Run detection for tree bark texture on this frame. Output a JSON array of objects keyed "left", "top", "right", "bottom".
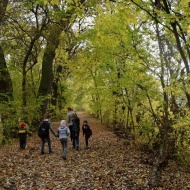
[
  {"left": 0, "top": 46, "right": 13, "bottom": 102},
  {"left": 0, "top": 0, "right": 13, "bottom": 102},
  {"left": 38, "top": 26, "right": 62, "bottom": 115}
]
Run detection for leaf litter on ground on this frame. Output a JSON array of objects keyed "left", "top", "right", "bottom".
[{"left": 1, "top": 111, "right": 190, "bottom": 189}]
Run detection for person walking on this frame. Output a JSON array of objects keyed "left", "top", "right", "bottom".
[
  {"left": 66, "top": 107, "right": 76, "bottom": 144},
  {"left": 82, "top": 120, "right": 92, "bottom": 149},
  {"left": 18, "top": 121, "right": 31, "bottom": 150},
  {"left": 38, "top": 114, "right": 56, "bottom": 154},
  {"left": 57, "top": 120, "right": 70, "bottom": 160},
  {"left": 71, "top": 113, "right": 80, "bottom": 150}
]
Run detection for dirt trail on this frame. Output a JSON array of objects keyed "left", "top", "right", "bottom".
[{"left": 1, "top": 111, "right": 190, "bottom": 190}]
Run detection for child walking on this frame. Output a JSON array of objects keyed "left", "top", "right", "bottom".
[
  {"left": 57, "top": 120, "right": 70, "bottom": 160},
  {"left": 18, "top": 121, "right": 30, "bottom": 149},
  {"left": 82, "top": 120, "right": 92, "bottom": 149}
]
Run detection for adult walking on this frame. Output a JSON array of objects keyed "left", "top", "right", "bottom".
[
  {"left": 66, "top": 107, "right": 75, "bottom": 144},
  {"left": 71, "top": 113, "right": 80, "bottom": 150},
  {"left": 38, "top": 114, "right": 56, "bottom": 154}
]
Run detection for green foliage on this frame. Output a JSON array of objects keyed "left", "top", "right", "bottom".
[
  {"left": 0, "top": 101, "right": 20, "bottom": 144},
  {"left": 0, "top": 120, "right": 3, "bottom": 144},
  {"left": 63, "top": 1, "right": 190, "bottom": 168},
  {"left": 1, "top": 0, "right": 190, "bottom": 168}
]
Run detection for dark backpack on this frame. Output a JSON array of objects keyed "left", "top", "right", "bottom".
[{"left": 38, "top": 121, "right": 49, "bottom": 138}]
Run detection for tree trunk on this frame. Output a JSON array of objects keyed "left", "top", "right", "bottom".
[
  {"left": 0, "top": 46, "right": 13, "bottom": 102},
  {"left": 0, "top": 0, "right": 8, "bottom": 22},
  {"left": 21, "top": 36, "right": 40, "bottom": 107},
  {"left": 38, "top": 26, "right": 62, "bottom": 115},
  {"left": 38, "top": 0, "right": 86, "bottom": 116},
  {"left": 51, "top": 65, "right": 63, "bottom": 107},
  {"left": 150, "top": 20, "right": 175, "bottom": 188},
  {"left": 0, "top": 0, "right": 13, "bottom": 102}
]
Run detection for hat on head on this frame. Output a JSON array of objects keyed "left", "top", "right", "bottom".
[
  {"left": 20, "top": 122, "right": 26, "bottom": 127},
  {"left": 83, "top": 120, "right": 88, "bottom": 123}
]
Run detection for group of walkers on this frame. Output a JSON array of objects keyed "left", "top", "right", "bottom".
[{"left": 18, "top": 107, "right": 92, "bottom": 160}]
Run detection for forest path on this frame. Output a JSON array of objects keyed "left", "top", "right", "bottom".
[{"left": 0, "top": 111, "right": 190, "bottom": 190}]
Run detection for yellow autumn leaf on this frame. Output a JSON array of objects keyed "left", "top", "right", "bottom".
[
  {"left": 187, "top": 25, "right": 190, "bottom": 33},
  {"left": 47, "top": 182, "right": 54, "bottom": 189},
  {"left": 180, "top": 0, "right": 189, "bottom": 6},
  {"left": 90, "top": 152, "right": 95, "bottom": 157},
  {"left": 43, "top": 0, "right": 49, "bottom": 5},
  {"left": 50, "top": 0, "right": 59, "bottom": 4},
  {"left": 97, "top": 32, "right": 101, "bottom": 37}
]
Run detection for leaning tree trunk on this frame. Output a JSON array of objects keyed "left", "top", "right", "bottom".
[
  {"left": 150, "top": 20, "right": 176, "bottom": 188},
  {"left": 38, "top": 0, "right": 87, "bottom": 117},
  {"left": 37, "top": 25, "right": 63, "bottom": 116}
]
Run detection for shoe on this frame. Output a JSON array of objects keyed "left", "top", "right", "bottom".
[
  {"left": 76, "top": 146, "right": 79, "bottom": 151},
  {"left": 62, "top": 156, "right": 66, "bottom": 160},
  {"left": 49, "top": 151, "right": 53, "bottom": 154},
  {"left": 41, "top": 152, "right": 44, "bottom": 154}
]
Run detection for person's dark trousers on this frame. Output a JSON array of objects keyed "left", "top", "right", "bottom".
[
  {"left": 41, "top": 136, "right": 52, "bottom": 153},
  {"left": 72, "top": 132, "right": 76, "bottom": 148},
  {"left": 19, "top": 139, "right": 26, "bottom": 149},
  {"left": 69, "top": 125, "right": 73, "bottom": 142},
  {"left": 72, "top": 132, "right": 79, "bottom": 149},
  {"left": 85, "top": 135, "right": 89, "bottom": 147}
]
